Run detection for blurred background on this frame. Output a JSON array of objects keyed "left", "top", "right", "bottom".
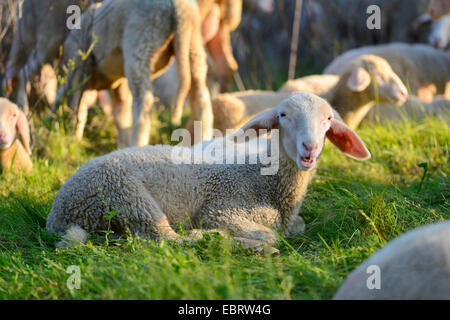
[{"left": 0, "top": 0, "right": 446, "bottom": 94}]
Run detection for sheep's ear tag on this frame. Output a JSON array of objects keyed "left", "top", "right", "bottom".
[
  {"left": 347, "top": 67, "right": 371, "bottom": 92},
  {"left": 326, "top": 119, "right": 371, "bottom": 160}
]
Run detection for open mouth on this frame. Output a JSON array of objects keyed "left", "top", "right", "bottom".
[{"left": 299, "top": 156, "right": 316, "bottom": 169}]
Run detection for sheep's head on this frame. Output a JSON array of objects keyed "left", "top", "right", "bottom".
[
  {"left": 0, "top": 98, "right": 31, "bottom": 155},
  {"left": 235, "top": 92, "right": 371, "bottom": 171},
  {"left": 342, "top": 55, "right": 408, "bottom": 107}
]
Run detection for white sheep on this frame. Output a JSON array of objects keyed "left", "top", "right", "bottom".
[
  {"left": 46, "top": 92, "right": 371, "bottom": 253},
  {"left": 324, "top": 43, "right": 450, "bottom": 103},
  {"left": 0, "top": 98, "right": 32, "bottom": 172},
  {"left": 334, "top": 221, "right": 450, "bottom": 299}
]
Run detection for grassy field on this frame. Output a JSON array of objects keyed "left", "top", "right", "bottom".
[{"left": 0, "top": 106, "right": 448, "bottom": 299}]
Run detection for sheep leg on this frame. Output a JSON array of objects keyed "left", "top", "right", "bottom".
[
  {"left": 188, "top": 28, "right": 214, "bottom": 142},
  {"left": 112, "top": 82, "right": 133, "bottom": 149},
  {"left": 132, "top": 193, "right": 181, "bottom": 241},
  {"left": 172, "top": 20, "right": 192, "bottom": 126},
  {"left": 75, "top": 90, "right": 98, "bottom": 141},
  {"left": 124, "top": 33, "right": 165, "bottom": 147}
]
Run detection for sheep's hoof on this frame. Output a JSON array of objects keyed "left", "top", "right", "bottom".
[{"left": 231, "top": 237, "right": 280, "bottom": 256}]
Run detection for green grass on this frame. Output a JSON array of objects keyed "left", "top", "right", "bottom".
[{"left": 0, "top": 107, "right": 448, "bottom": 299}]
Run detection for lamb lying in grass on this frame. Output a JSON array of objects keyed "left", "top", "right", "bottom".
[
  {"left": 46, "top": 92, "right": 371, "bottom": 253},
  {"left": 334, "top": 221, "right": 450, "bottom": 299}
]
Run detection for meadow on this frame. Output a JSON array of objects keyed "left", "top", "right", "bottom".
[{"left": 0, "top": 104, "right": 448, "bottom": 299}]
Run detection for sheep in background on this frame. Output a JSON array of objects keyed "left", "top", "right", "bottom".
[
  {"left": 334, "top": 221, "right": 450, "bottom": 299},
  {"left": 324, "top": 43, "right": 450, "bottom": 103},
  {"left": 56, "top": 0, "right": 242, "bottom": 148},
  {"left": 429, "top": 0, "right": 450, "bottom": 19},
  {"left": 197, "top": 55, "right": 408, "bottom": 135},
  {"left": 279, "top": 75, "right": 340, "bottom": 99},
  {"left": 202, "top": 55, "right": 408, "bottom": 133},
  {"left": 366, "top": 96, "right": 450, "bottom": 124},
  {"left": 186, "top": 90, "right": 293, "bottom": 136},
  {"left": 46, "top": 92, "right": 371, "bottom": 253},
  {"left": 2, "top": 0, "right": 94, "bottom": 114},
  {"left": 0, "top": 97, "right": 32, "bottom": 172},
  {"left": 429, "top": 14, "right": 450, "bottom": 48}
]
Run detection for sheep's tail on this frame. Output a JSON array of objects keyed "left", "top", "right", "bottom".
[{"left": 56, "top": 225, "right": 90, "bottom": 248}]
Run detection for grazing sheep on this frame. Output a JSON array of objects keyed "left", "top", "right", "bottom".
[
  {"left": 0, "top": 98, "right": 32, "bottom": 172},
  {"left": 57, "top": 0, "right": 241, "bottom": 147},
  {"left": 366, "top": 96, "right": 450, "bottom": 123},
  {"left": 429, "top": 0, "right": 450, "bottom": 19},
  {"left": 334, "top": 221, "right": 450, "bottom": 299},
  {"left": 324, "top": 43, "right": 450, "bottom": 103},
  {"left": 2, "top": 0, "right": 93, "bottom": 113},
  {"left": 46, "top": 92, "right": 371, "bottom": 252}
]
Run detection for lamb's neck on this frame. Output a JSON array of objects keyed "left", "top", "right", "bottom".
[{"left": 275, "top": 146, "right": 315, "bottom": 222}]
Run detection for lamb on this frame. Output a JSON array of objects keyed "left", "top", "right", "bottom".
[
  {"left": 366, "top": 96, "right": 450, "bottom": 124},
  {"left": 2, "top": 0, "right": 94, "bottom": 114},
  {"left": 334, "top": 221, "right": 450, "bottom": 299},
  {"left": 0, "top": 97, "right": 32, "bottom": 172},
  {"left": 46, "top": 92, "right": 371, "bottom": 253},
  {"left": 429, "top": 0, "right": 450, "bottom": 19},
  {"left": 210, "top": 55, "right": 408, "bottom": 132},
  {"left": 56, "top": 0, "right": 241, "bottom": 147},
  {"left": 324, "top": 43, "right": 450, "bottom": 103}
]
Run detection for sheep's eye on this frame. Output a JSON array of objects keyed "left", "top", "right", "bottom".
[
  {"left": 280, "top": 113, "right": 286, "bottom": 118},
  {"left": 328, "top": 116, "right": 332, "bottom": 121}
]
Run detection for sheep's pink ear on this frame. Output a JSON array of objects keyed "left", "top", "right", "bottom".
[
  {"left": 346, "top": 67, "right": 371, "bottom": 92},
  {"left": 326, "top": 119, "right": 371, "bottom": 160},
  {"left": 233, "top": 108, "right": 278, "bottom": 137},
  {"left": 16, "top": 110, "right": 31, "bottom": 155}
]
